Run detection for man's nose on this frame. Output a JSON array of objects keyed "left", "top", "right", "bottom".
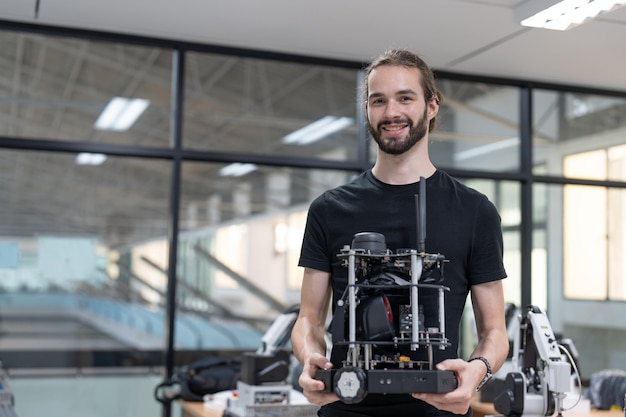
[{"left": 383, "top": 100, "right": 402, "bottom": 117}]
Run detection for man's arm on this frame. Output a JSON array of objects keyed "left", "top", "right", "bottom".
[
  {"left": 412, "top": 279, "right": 509, "bottom": 414},
  {"left": 468, "top": 279, "right": 509, "bottom": 379},
  {"left": 291, "top": 267, "right": 339, "bottom": 406}
]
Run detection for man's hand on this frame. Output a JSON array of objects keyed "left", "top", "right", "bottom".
[
  {"left": 411, "top": 358, "right": 481, "bottom": 415},
  {"left": 298, "top": 353, "right": 339, "bottom": 406}
]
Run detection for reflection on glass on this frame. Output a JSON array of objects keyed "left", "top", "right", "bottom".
[
  {"left": 564, "top": 185, "right": 608, "bottom": 299},
  {"left": 608, "top": 187, "right": 626, "bottom": 299},
  {"left": 176, "top": 162, "right": 353, "bottom": 348},
  {"left": 544, "top": 182, "right": 626, "bottom": 302},
  {"left": 183, "top": 52, "right": 359, "bottom": 160},
  {"left": 0, "top": 150, "right": 171, "bottom": 368},
  {"left": 462, "top": 179, "right": 522, "bottom": 308},
  {"left": 533, "top": 90, "right": 626, "bottom": 180},
  {"left": 0, "top": 30, "right": 172, "bottom": 145},
  {"left": 532, "top": 183, "right": 549, "bottom": 309},
  {"left": 429, "top": 81, "right": 520, "bottom": 172}
]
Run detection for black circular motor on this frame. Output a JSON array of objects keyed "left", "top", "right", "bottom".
[{"left": 351, "top": 232, "right": 386, "bottom": 253}]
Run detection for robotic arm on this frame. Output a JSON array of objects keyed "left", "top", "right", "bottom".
[{"left": 494, "top": 306, "right": 572, "bottom": 417}]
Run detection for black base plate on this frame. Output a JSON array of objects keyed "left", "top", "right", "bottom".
[{"left": 316, "top": 367, "right": 457, "bottom": 395}]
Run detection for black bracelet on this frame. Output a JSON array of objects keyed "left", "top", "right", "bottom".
[
  {"left": 469, "top": 356, "right": 493, "bottom": 391},
  {"left": 468, "top": 356, "right": 492, "bottom": 375}
]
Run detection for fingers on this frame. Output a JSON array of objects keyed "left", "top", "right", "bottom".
[
  {"left": 299, "top": 354, "right": 337, "bottom": 406},
  {"left": 299, "top": 371, "right": 338, "bottom": 406},
  {"left": 308, "top": 353, "right": 333, "bottom": 371},
  {"left": 299, "top": 367, "right": 326, "bottom": 391}
]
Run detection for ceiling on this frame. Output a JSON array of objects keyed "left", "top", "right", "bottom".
[{"left": 3, "top": 0, "right": 626, "bottom": 92}]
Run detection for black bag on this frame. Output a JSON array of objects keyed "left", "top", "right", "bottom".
[
  {"left": 586, "top": 369, "right": 626, "bottom": 409},
  {"left": 154, "top": 356, "right": 241, "bottom": 403}
]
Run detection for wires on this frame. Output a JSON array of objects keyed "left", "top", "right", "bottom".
[{"left": 558, "top": 343, "right": 583, "bottom": 412}]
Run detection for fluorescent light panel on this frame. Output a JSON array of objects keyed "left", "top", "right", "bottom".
[
  {"left": 75, "top": 153, "right": 107, "bottom": 165},
  {"left": 454, "top": 138, "right": 519, "bottom": 162},
  {"left": 95, "top": 97, "right": 150, "bottom": 131},
  {"left": 517, "top": 0, "right": 626, "bottom": 30},
  {"left": 283, "top": 116, "right": 354, "bottom": 145},
  {"left": 219, "top": 163, "right": 257, "bottom": 177}
]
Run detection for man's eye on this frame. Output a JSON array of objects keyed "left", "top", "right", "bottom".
[
  {"left": 371, "top": 99, "right": 385, "bottom": 105},
  {"left": 399, "top": 96, "right": 413, "bottom": 102}
]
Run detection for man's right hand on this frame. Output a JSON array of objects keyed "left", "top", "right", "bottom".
[{"left": 298, "top": 353, "right": 339, "bottom": 406}]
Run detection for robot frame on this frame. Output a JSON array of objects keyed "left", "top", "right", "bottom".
[{"left": 315, "top": 177, "right": 457, "bottom": 404}]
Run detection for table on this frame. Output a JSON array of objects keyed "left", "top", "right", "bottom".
[
  {"left": 180, "top": 401, "right": 223, "bottom": 417},
  {"left": 470, "top": 395, "right": 499, "bottom": 417}
]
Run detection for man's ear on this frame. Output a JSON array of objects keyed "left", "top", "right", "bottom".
[{"left": 427, "top": 97, "right": 439, "bottom": 119}]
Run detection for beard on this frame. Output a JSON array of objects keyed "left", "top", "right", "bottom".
[{"left": 368, "top": 107, "right": 429, "bottom": 155}]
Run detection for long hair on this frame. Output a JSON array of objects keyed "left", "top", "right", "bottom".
[{"left": 362, "top": 49, "right": 443, "bottom": 132}]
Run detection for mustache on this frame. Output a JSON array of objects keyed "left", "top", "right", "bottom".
[{"left": 378, "top": 118, "right": 412, "bottom": 129}]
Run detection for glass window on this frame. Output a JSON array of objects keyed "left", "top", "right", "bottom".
[
  {"left": 457, "top": 179, "right": 521, "bottom": 357},
  {"left": 563, "top": 184, "right": 626, "bottom": 301},
  {"left": 533, "top": 90, "right": 626, "bottom": 180},
  {"left": 0, "top": 30, "right": 172, "bottom": 146},
  {"left": 183, "top": 52, "right": 360, "bottom": 160},
  {"left": 539, "top": 183, "right": 626, "bottom": 302},
  {"left": 541, "top": 183, "right": 626, "bottom": 376},
  {"left": 0, "top": 149, "right": 171, "bottom": 367},
  {"left": 532, "top": 182, "right": 550, "bottom": 309},
  {"left": 174, "top": 162, "right": 353, "bottom": 349},
  {"left": 462, "top": 179, "right": 522, "bottom": 308},
  {"left": 429, "top": 81, "right": 520, "bottom": 172}
]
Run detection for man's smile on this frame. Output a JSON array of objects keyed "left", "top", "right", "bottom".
[{"left": 380, "top": 121, "right": 410, "bottom": 135}]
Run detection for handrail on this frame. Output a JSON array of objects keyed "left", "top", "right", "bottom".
[{"left": 192, "top": 244, "right": 288, "bottom": 313}]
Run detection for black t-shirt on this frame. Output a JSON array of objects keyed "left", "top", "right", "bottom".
[{"left": 298, "top": 170, "right": 507, "bottom": 415}]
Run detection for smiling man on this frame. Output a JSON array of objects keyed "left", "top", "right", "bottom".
[{"left": 291, "top": 48, "right": 509, "bottom": 417}]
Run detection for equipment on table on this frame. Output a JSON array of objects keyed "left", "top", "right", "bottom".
[
  {"left": 217, "top": 303, "right": 318, "bottom": 416},
  {"left": 154, "top": 305, "right": 300, "bottom": 404},
  {"left": 221, "top": 350, "right": 318, "bottom": 417}
]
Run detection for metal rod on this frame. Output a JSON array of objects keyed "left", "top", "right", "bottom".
[
  {"left": 416, "top": 177, "right": 426, "bottom": 253},
  {"left": 348, "top": 250, "right": 357, "bottom": 364},
  {"left": 438, "top": 287, "right": 446, "bottom": 350},
  {"left": 411, "top": 252, "right": 422, "bottom": 351}
]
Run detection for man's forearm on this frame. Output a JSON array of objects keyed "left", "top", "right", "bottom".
[{"left": 292, "top": 316, "right": 327, "bottom": 364}]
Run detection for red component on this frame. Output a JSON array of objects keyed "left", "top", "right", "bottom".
[{"left": 382, "top": 295, "right": 393, "bottom": 322}]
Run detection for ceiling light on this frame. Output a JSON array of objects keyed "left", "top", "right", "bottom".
[
  {"left": 282, "top": 116, "right": 354, "bottom": 145},
  {"left": 515, "top": 0, "right": 626, "bottom": 30},
  {"left": 94, "top": 97, "right": 150, "bottom": 131},
  {"left": 219, "top": 163, "right": 257, "bottom": 177},
  {"left": 454, "top": 138, "right": 519, "bottom": 162},
  {"left": 75, "top": 153, "right": 107, "bottom": 165}
]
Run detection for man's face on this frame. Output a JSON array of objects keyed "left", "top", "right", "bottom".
[{"left": 366, "top": 65, "right": 432, "bottom": 155}]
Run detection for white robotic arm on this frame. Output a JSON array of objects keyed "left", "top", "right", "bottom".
[{"left": 494, "top": 306, "right": 572, "bottom": 417}]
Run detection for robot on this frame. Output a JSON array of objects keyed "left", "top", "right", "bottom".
[
  {"left": 315, "top": 178, "right": 457, "bottom": 404},
  {"left": 494, "top": 305, "right": 576, "bottom": 417}
]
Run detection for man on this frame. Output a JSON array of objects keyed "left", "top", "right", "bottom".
[{"left": 291, "top": 48, "right": 509, "bottom": 417}]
